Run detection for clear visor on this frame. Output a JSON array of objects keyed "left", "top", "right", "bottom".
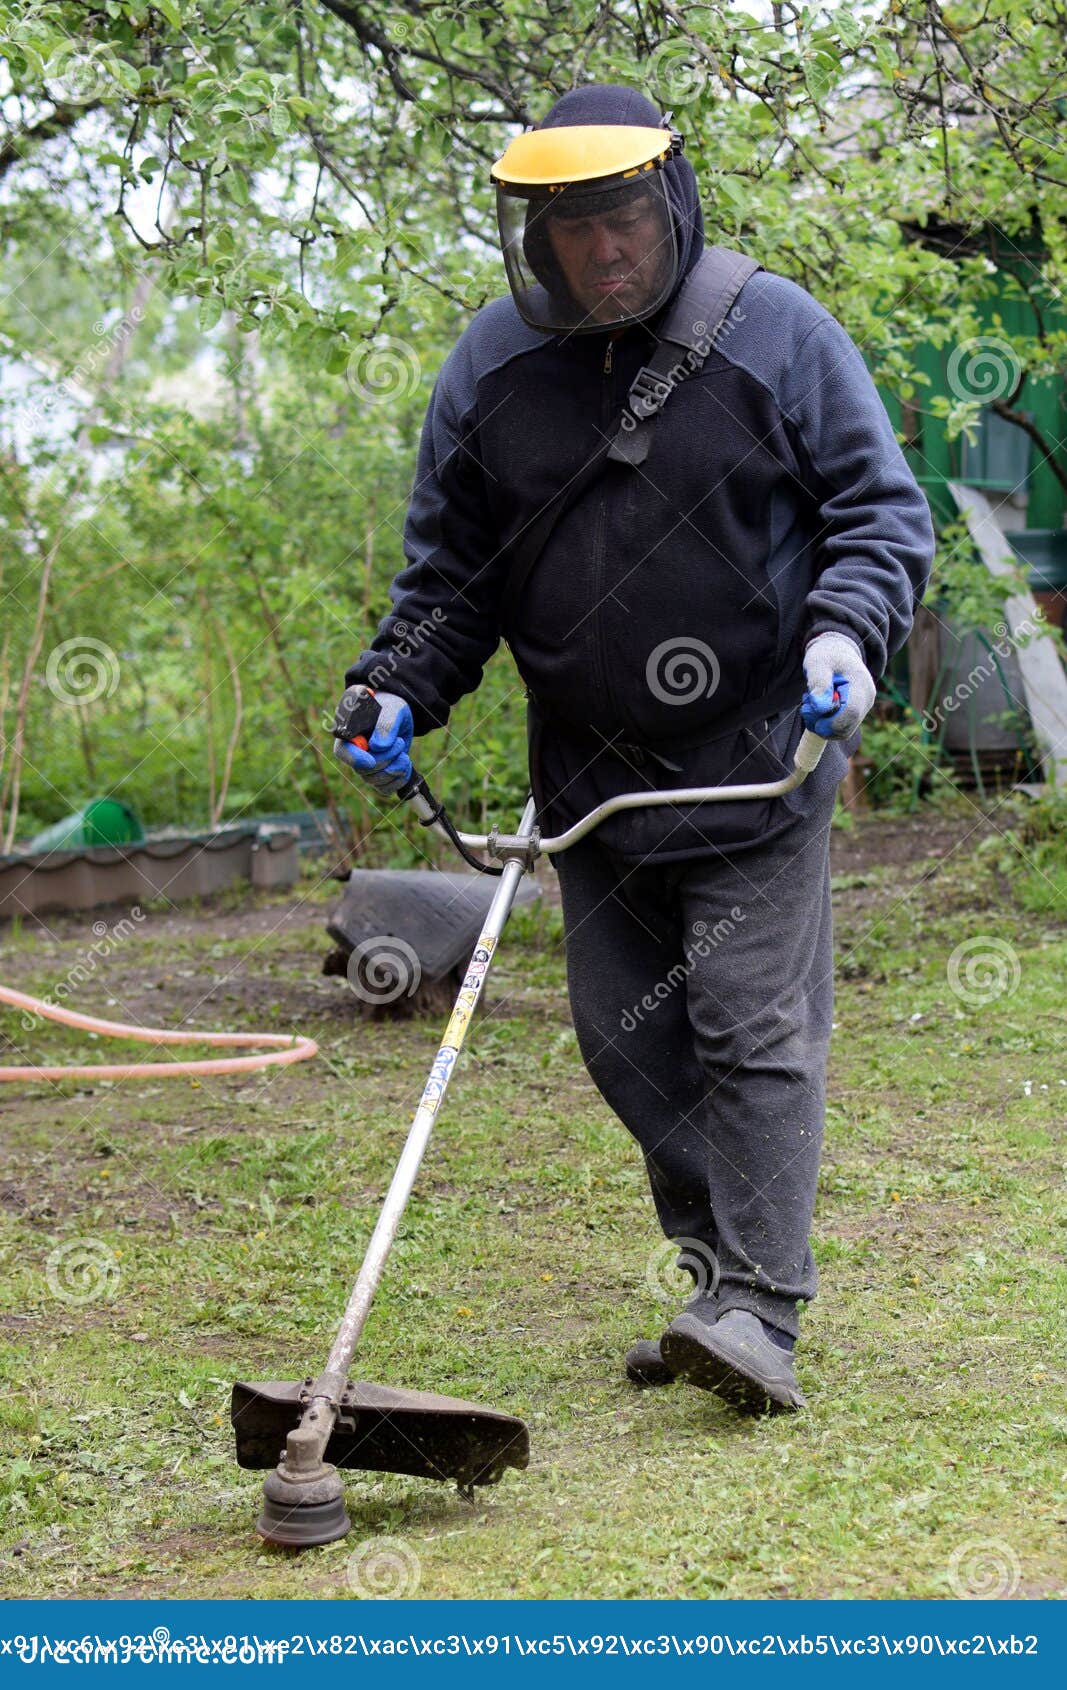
[{"left": 495, "top": 173, "right": 679, "bottom": 337}]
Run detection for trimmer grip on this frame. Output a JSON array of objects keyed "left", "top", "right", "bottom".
[
  {"left": 333, "top": 684, "right": 381, "bottom": 752},
  {"left": 332, "top": 687, "right": 426, "bottom": 807},
  {"left": 794, "top": 728, "right": 828, "bottom": 774}
]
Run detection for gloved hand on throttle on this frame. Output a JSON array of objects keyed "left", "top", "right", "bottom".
[
  {"left": 801, "top": 632, "right": 876, "bottom": 741},
  {"left": 335, "top": 688, "right": 414, "bottom": 794}
]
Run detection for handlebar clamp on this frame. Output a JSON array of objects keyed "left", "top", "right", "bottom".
[{"left": 486, "top": 826, "right": 541, "bottom": 871}]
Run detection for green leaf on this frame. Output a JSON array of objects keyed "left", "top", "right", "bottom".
[
  {"left": 112, "top": 58, "right": 143, "bottom": 95},
  {"left": 835, "top": 11, "right": 864, "bottom": 49}
]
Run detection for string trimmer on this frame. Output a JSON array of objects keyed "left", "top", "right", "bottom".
[{"left": 231, "top": 684, "right": 828, "bottom": 1546}]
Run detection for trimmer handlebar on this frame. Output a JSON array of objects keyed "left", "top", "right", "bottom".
[{"left": 333, "top": 686, "right": 829, "bottom": 868}]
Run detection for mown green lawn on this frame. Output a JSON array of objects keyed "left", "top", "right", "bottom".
[{"left": 1, "top": 808, "right": 1064, "bottom": 1600}]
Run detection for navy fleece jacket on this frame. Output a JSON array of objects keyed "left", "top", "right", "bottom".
[{"left": 346, "top": 85, "right": 935, "bottom": 861}]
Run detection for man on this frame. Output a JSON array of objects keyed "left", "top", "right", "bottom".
[{"left": 337, "top": 84, "right": 935, "bottom": 1413}]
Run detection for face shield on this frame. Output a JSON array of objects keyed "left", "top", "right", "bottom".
[{"left": 490, "top": 123, "right": 683, "bottom": 337}]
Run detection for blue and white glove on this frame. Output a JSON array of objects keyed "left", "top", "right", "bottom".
[
  {"left": 335, "top": 690, "right": 414, "bottom": 793},
  {"left": 801, "top": 632, "right": 876, "bottom": 741}
]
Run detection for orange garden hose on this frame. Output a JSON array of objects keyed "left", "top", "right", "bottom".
[{"left": 0, "top": 983, "right": 318, "bottom": 1082}]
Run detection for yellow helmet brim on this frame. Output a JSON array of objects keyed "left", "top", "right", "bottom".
[{"left": 490, "top": 124, "right": 673, "bottom": 190}]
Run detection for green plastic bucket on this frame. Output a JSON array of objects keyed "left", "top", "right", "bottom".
[{"left": 29, "top": 798, "right": 145, "bottom": 854}]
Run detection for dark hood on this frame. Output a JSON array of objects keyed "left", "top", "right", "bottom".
[{"left": 530, "top": 83, "right": 705, "bottom": 311}]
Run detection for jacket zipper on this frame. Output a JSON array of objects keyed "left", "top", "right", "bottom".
[{"left": 590, "top": 337, "right": 625, "bottom": 737}]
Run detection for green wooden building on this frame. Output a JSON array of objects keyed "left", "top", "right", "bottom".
[{"left": 870, "top": 216, "right": 1067, "bottom": 789}]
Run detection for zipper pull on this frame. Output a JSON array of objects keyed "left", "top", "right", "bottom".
[{"left": 603, "top": 340, "right": 614, "bottom": 376}]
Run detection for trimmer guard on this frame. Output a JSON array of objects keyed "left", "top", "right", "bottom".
[{"left": 232, "top": 1379, "right": 530, "bottom": 1489}]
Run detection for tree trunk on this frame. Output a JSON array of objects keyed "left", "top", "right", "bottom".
[{"left": 1, "top": 531, "right": 63, "bottom": 853}]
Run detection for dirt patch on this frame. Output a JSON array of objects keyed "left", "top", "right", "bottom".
[
  {"left": 829, "top": 807, "right": 1004, "bottom": 877},
  {"left": 16, "top": 885, "right": 339, "bottom": 945}
]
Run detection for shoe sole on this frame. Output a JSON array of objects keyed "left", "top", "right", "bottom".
[
  {"left": 660, "top": 1315, "right": 804, "bottom": 1414},
  {"left": 625, "top": 1357, "right": 675, "bottom": 1387},
  {"left": 624, "top": 1342, "right": 676, "bottom": 1387}
]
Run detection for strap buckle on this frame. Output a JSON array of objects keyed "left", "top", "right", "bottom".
[{"left": 627, "top": 365, "right": 673, "bottom": 421}]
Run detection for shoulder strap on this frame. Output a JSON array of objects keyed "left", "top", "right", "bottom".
[
  {"left": 606, "top": 245, "right": 763, "bottom": 467},
  {"left": 501, "top": 246, "right": 763, "bottom": 631}
]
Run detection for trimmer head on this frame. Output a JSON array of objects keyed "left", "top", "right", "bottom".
[
  {"left": 256, "top": 1462, "right": 351, "bottom": 1548},
  {"left": 232, "top": 1379, "right": 529, "bottom": 1495}
]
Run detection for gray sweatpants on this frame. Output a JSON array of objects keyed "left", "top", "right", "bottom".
[{"left": 552, "top": 791, "right": 836, "bottom": 1339}]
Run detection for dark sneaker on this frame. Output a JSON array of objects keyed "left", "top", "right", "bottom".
[
  {"left": 625, "top": 1289, "right": 718, "bottom": 1386},
  {"left": 660, "top": 1307, "right": 806, "bottom": 1413},
  {"left": 624, "top": 1338, "right": 676, "bottom": 1386}
]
